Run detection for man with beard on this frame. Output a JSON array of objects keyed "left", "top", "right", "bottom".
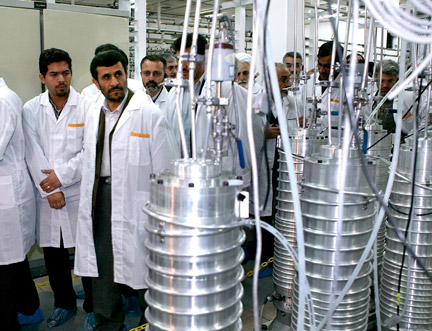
[
  {"left": 306, "top": 41, "right": 344, "bottom": 135},
  {"left": 81, "top": 44, "right": 146, "bottom": 103},
  {"left": 373, "top": 59, "right": 424, "bottom": 135},
  {"left": 23, "top": 48, "right": 89, "bottom": 327},
  {"left": 235, "top": 52, "right": 262, "bottom": 94},
  {"left": 74, "top": 50, "right": 177, "bottom": 329},
  {"left": 140, "top": 55, "right": 169, "bottom": 114}
]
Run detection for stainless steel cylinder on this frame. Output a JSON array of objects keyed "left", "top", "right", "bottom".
[
  {"left": 291, "top": 145, "right": 377, "bottom": 330},
  {"left": 380, "top": 137, "right": 432, "bottom": 330},
  {"left": 365, "top": 123, "right": 393, "bottom": 271},
  {"left": 270, "top": 128, "right": 327, "bottom": 331},
  {"left": 143, "top": 159, "right": 245, "bottom": 331},
  {"left": 273, "top": 127, "right": 327, "bottom": 298}
]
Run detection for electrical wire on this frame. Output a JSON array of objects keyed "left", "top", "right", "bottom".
[
  {"left": 331, "top": 1, "right": 432, "bottom": 283},
  {"left": 366, "top": 79, "right": 432, "bottom": 151},
  {"left": 395, "top": 69, "right": 423, "bottom": 328},
  {"left": 317, "top": 1, "right": 432, "bottom": 329},
  {"left": 263, "top": 20, "right": 311, "bottom": 331},
  {"left": 249, "top": 219, "right": 317, "bottom": 328}
]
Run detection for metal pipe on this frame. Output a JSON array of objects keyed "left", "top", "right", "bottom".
[
  {"left": 174, "top": 0, "right": 193, "bottom": 159},
  {"left": 188, "top": 0, "right": 203, "bottom": 160}
]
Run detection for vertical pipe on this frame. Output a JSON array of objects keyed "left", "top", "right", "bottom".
[{"left": 174, "top": 0, "right": 193, "bottom": 159}]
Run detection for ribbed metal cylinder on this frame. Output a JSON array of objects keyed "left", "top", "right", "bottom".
[
  {"left": 291, "top": 145, "right": 377, "bottom": 330},
  {"left": 143, "top": 159, "right": 245, "bottom": 331},
  {"left": 273, "top": 128, "right": 327, "bottom": 298},
  {"left": 365, "top": 123, "right": 393, "bottom": 271},
  {"left": 380, "top": 137, "right": 432, "bottom": 330}
]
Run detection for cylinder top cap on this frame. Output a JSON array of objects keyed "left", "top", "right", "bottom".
[{"left": 171, "top": 159, "right": 222, "bottom": 179}]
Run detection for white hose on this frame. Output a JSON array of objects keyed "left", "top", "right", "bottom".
[
  {"left": 264, "top": 24, "right": 310, "bottom": 331},
  {"left": 316, "top": 58, "right": 405, "bottom": 331},
  {"left": 328, "top": 7, "right": 360, "bottom": 323},
  {"left": 245, "top": 2, "right": 262, "bottom": 329},
  {"left": 250, "top": 219, "right": 316, "bottom": 328},
  {"left": 365, "top": 0, "right": 432, "bottom": 44}
]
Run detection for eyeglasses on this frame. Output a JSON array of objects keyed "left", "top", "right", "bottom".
[{"left": 141, "top": 71, "right": 163, "bottom": 77}]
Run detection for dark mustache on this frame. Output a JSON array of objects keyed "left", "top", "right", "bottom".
[{"left": 108, "top": 86, "right": 123, "bottom": 93}]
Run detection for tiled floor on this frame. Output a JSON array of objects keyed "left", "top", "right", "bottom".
[{"left": 22, "top": 261, "right": 278, "bottom": 331}]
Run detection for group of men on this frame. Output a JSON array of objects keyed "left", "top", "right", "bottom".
[
  {"left": 1, "top": 33, "right": 423, "bottom": 331},
  {"left": 1, "top": 43, "right": 178, "bottom": 330}
]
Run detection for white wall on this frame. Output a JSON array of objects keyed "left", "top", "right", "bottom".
[{"left": 0, "top": 7, "right": 41, "bottom": 103}]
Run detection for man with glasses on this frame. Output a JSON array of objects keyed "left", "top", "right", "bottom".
[
  {"left": 164, "top": 55, "right": 178, "bottom": 79},
  {"left": 164, "top": 55, "right": 177, "bottom": 92},
  {"left": 306, "top": 41, "right": 344, "bottom": 135},
  {"left": 282, "top": 51, "right": 305, "bottom": 108},
  {"left": 235, "top": 53, "right": 262, "bottom": 94}
]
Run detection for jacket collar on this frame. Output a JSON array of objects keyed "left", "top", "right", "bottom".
[{"left": 40, "top": 86, "right": 78, "bottom": 107}]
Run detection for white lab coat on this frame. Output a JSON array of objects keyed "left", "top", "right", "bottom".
[
  {"left": 23, "top": 87, "right": 89, "bottom": 248},
  {"left": 167, "top": 77, "right": 258, "bottom": 188},
  {"left": 153, "top": 86, "right": 169, "bottom": 117},
  {"left": 0, "top": 78, "right": 36, "bottom": 265},
  {"left": 74, "top": 90, "right": 178, "bottom": 289},
  {"left": 255, "top": 95, "right": 302, "bottom": 216},
  {"left": 81, "top": 78, "right": 148, "bottom": 103},
  {"left": 152, "top": 86, "right": 178, "bottom": 154}
]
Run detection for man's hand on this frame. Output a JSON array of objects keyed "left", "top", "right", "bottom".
[
  {"left": 40, "top": 169, "right": 62, "bottom": 193},
  {"left": 47, "top": 192, "right": 66, "bottom": 209},
  {"left": 267, "top": 124, "right": 281, "bottom": 139}
]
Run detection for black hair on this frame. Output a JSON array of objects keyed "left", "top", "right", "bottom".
[
  {"left": 94, "top": 44, "right": 129, "bottom": 66},
  {"left": 90, "top": 50, "right": 128, "bottom": 80},
  {"left": 283, "top": 51, "right": 303, "bottom": 62},
  {"left": 346, "top": 53, "right": 365, "bottom": 64},
  {"left": 140, "top": 55, "right": 167, "bottom": 71},
  {"left": 39, "top": 48, "right": 72, "bottom": 77},
  {"left": 318, "top": 41, "right": 344, "bottom": 64},
  {"left": 172, "top": 33, "right": 208, "bottom": 55}
]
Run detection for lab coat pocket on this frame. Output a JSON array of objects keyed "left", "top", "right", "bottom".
[
  {"left": 67, "top": 123, "right": 85, "bottom": 153},
  {"left": 128, "top": 132, "right": 151, "bottom": 166},
  {"left": 0, "top": 176, "right": 16, "bottom": 209}
]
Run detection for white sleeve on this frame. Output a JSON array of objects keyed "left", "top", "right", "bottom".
[
  {"left": 22, "top": 100, "right": 60, "bottom": 198},
  {"left": 0, "top": 99, "right": 16, "bottom": 161}
]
